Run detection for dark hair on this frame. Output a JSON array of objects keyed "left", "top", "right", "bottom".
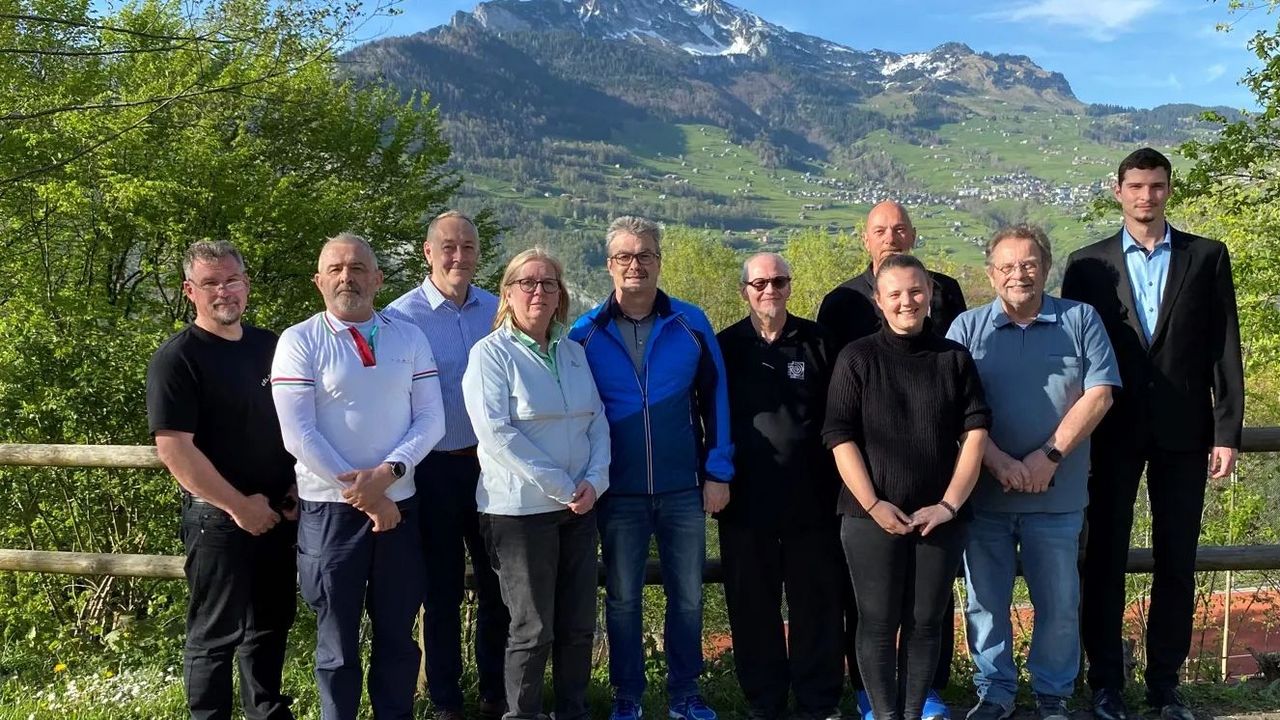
[
  {"left": 874, "top": 253, "right": 929, "bottom": 289},
  {"left": 1117, "top": 147, "right": 1172, "bottom": 185}
]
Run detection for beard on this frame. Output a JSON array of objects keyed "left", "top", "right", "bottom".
[
  {"left": 207, "top": 302, "right": 243, "bottom": 325},
  {"left": 755, "top": 304, "right": 783, "bottom": 320}
]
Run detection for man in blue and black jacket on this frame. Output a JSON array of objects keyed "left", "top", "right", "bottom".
[{"left": 569, "top": 215, "right": 734, "bottom": 720}]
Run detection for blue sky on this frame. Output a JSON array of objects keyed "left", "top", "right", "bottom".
[{"left": 361, "top": 0, "right": 1276, "bottom": 109}]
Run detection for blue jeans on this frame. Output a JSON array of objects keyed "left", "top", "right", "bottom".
[
  {"left": 598, "top": 488, "right": 706, "bottom": 702},
  {"left": 963, "top": 509, "right": 1084, "bottom": 708}
]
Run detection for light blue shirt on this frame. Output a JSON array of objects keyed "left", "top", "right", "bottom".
[
  {"left": 386, "top": 278, "right": 499, "bottom": 451},
  {"left": 1122, "top": 223, "right": 1172, "bottom": 343},
  {"left": 947, "top": 295, "right": 1121, "bottom": 513}
]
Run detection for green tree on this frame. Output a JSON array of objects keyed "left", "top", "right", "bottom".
[
  {"left": 781, "top": 228, "right": 866, "bottom": 320},
  {"left": 0, "top": 0, "right": 476, "bottom": 651},
  {"left": 657, "top": 226, "right": 743, "bottom": 330}
]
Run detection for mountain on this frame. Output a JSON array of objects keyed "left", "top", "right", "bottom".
[{"left": 342, "top": 0, "right": 1228, "bottom": 296}]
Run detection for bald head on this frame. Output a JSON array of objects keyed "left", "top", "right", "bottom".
[{"left": 864, "top": 201, "right": 917, "bottom": 272}]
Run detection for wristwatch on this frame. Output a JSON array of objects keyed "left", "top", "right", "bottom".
[
  {"left": 387, "top": 461, "right": 407, "bottom": 478},
  {"left": 1040, "top": 442, "right": 1063, "bottom": 463}
]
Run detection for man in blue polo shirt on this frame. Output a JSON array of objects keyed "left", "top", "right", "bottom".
[{"left": 946, "top": 225, "right": 1120, "bottom": 720}]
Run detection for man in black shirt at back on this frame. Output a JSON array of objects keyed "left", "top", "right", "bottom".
[
  {"left": 146, "top": 240, "right": 299, "bottom": 720},
  {"left": 717, "top": 252, "right": 844, "bottom": 720},
  {"left": 816, "top": 201, "right": 968, "bottom": 720}
]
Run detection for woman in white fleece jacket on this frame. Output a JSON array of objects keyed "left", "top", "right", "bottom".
[{"left": 462, "top": 247, "right": 610, "bottom": 720}]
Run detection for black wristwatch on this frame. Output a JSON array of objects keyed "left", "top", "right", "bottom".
[
  {"left": 387, "top": 461, "right": 407, "bottom": 478},
  {"left": 1040, "top": 442, "right": 1063, "bottom": 463}
]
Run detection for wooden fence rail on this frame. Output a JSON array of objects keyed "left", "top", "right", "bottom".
[{"left": 1, "top": 430, "right": 1279, "bottom": 584}]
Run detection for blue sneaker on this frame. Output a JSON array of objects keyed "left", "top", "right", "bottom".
[
  {"left": 612, "top": 698, "right": 643, "bottom": 720},
  {"left": 857, "top": 690, "right": 873, "bottom": 720},
  {"left": 669, "top": 694, "right": 717, "bottom": 720},
  {"left": 923, "top": 691, "right": 951, "bottom": 720}
]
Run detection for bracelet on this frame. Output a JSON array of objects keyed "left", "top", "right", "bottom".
[
  {"left": 938, "top": 500, "right": 958, "bottom": 518},
  {"left": 865, "top": 498, "right": 882, "bottom": 513}
]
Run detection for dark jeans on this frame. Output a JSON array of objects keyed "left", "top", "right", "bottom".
[
  {"left": 297, "top": 498, "right": 424, "bottom": 720},
  {"left": 841, "top": 516, "right": 966, "bottom": 720},
  {"left": 481, "top": 509, "right": 599, "bottom": 720},
  {"left": 181, "top": 498, "right": 297, "bottom": 720},
  {"left": 719, "top": 520, "right": 844, "bottom": 718},
  {"left": 417, "top": 452, "right": 510, "bottom": 710},
  {"left": 1082, "top": 447, "right": 1208, "bottom": 694},
  {"left": 844, "top": 586, "right": 956, "bottom": 691},
  {"left": 598, "top": 488, "right": 706, "bottom": 702}
]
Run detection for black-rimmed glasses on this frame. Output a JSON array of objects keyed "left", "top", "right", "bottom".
[{"left": 743, "top": 276, "right": 791, "bottom": 291}]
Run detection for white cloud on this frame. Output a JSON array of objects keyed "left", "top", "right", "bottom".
[
  {"left": 1205, "top": 63, "right": 1228, "bottom": 82},
  {"left": 992, "top": 0, "right": 1159, "bottom": 41}
]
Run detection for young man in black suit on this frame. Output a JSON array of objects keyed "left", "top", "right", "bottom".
[{"left": 1062, "top": 148, "right": 1244, "bottom": 720}]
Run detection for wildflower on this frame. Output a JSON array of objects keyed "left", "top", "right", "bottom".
[{"left": 53, "top": 662, "right": 67, "bottom": 673}]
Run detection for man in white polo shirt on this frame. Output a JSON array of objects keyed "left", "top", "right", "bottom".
[{"left": 271, "top": 233, "right": 445, "bottom": 720}]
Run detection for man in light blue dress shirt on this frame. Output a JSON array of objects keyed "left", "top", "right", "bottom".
[
  {"left": 1122, "top": 222, "right": 1171, "bottom": 344},
  {"left": 386, "top": 211, "right": 509, "bottom": 720}
]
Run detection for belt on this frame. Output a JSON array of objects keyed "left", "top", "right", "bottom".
[
  {"left": 434, "top": 445, "right": 478, "bottom": 457},
  {"left": 186, "top": 495, "right": 213, "bottom": 506}
]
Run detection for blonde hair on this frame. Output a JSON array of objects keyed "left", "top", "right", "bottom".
[{"left": 493, "top": 247, "right": 570, "bottom": 332}]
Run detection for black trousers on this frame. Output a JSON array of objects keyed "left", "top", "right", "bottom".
[
  {"left": 298, "top": 498, "right": 425, "bottom": 720},
  {"left": 1082, "top": 447, "right": 1209, "bottom": 694},
  {"left": 841, "top": 516, "right": 966, "bottom": 720},
  {"left": 481, "top": 509, "right": 599, "bottom": 720},
  {"left": 418, "top": 452, "right": 510, "bottom": 710},
  {"left": 719, "top": 520, "right": 845, "bottom": 719},
  {"left": 844, "top": 584, "right": 955, "bottom": 692},
  {"left": 181, "top": 498, "right": 297, "bottom": 720}
]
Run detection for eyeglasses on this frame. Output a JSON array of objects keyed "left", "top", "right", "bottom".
[
  {"left": 608, "top": 251, "right": 661, "bottom": 266},
  {"left": 190, "top": 279, "right": 247, "bottom": 293},
  {"left": 507, "top": 278, "right": 561, "bottom": 294},
  {"left": 991, "top": 261, "right": 1040, "bottom": 277},
  {"left": 744, "top": 276, "right": 792, "bottom": 291}
]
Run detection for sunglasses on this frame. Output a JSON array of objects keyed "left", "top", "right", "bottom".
[{"left": 744, "top": 276, "right": 792, "bottom": 292}]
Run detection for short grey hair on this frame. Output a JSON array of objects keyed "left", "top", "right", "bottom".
[
  {"left": 985, "top": 224, "right": 1053, "bottom": 270},
  {"left": 183, "top": 240, "right": 244, "bottom": 279},
  {"left": 322, "top": 231, "right": 379, "bottom": 270},
  {"left": 426, "top": 209, "right": 478, "bottom": 243},
  {"left": 740, "top": 252, "right": 792, "bottom": 284},
  {"left": 605, "top": 215, "right": 662, "bottom": 255}
]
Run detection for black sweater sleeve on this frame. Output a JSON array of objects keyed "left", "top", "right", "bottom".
[{"left": 822, "top": 344, "right": 863, "bottom": 450}]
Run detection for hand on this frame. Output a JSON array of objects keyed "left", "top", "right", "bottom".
[
  {"left": 231, "top": 493, "right": 280, "bottom": 536},
  {"left": 909, "top": 504, "right": 954, "bottom": 537},
  {"left": 868, "top": 501, "right": 913, "bottom": 535},
  {"left": 702, "top": 482, "right": 730, "bottom": 514},
  {"left": 567, "top": 481, "right": 598, "bottom": 514},
  {"left": 1020, "top": 450, "right": 1057, "bottom": 494},
  {"left": 365, "top": 497, "right": 402, "bottom": 533},
  {"left": 990, "top": 453, "right": 1030, "bottom": 493},
  {"left": 1208, "top": 446, "right": 1238, "bottom": 482},
  {"left": 339, "top": 464, "right": 395, "bottom": 510},
  {"left": 281, "top": 485, "right": 300, "bottom": 522}
]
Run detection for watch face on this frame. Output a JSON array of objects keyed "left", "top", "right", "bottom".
[{"left": 392, "top": 462, "right": 407, "bottom": 478}]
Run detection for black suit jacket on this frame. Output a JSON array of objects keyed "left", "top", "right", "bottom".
[
  {"left": 815, "top": 265, "right": 968, "bottom": 353},
  {"left": 1061, "top": 226, "right": 1244, "bottom": 453}
]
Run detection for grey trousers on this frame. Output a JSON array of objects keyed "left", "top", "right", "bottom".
[{"left": 481, "top": 508, "right": 599, "bottom": 720}]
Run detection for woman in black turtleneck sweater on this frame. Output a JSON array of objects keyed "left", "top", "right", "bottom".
[{"left": 823, "top": 254, "right": 990, "bottom": 720}]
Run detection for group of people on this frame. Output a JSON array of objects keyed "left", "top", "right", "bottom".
[{"left": 146, "top": 146, "right": 1244, "bottom": 720}]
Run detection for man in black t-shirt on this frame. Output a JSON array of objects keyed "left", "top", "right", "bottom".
[
  {"left": 146, "top": 240, "right": 298, "bottom": 720},
  {"left": 815, "top": 201, "right": 967, "bottom": 720},
  {"left": 717, "top": 252, "right": 844, "bottom": 720}
]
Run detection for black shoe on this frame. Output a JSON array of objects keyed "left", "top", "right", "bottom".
[
  {"left": 479, "top": 700, "right": 507, "bottom": 720},
  {"left": 965, "top": 701, "right": 1013, "bottom": 720},
  {"left": 1147, "top": 688, "right": 1194, "bottom": 720},
  {"left": 1091, "top": 688, "right": 1128, "bottom": 720}
]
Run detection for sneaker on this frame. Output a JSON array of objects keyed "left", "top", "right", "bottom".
[
  {"left": 1147, "top": 688, "right": 1193, "bottom": 720},
  {"left": 856, "top": 691, "right": 873, "bottom": 720},
  {"left": 923, "top": 690, "right": 951, "bottom": 720},
  {"left": 611, "top": 698, "right": 643, "bottom": 720},
  {"left": 1036, "top": 695, "right": 1070, "bottom": 720},
  {"left": 669, "top": 694, "right": 717, "bottom": 720},
  {"left": 965, "top": 700, "right": 1013, "bottom": 720},
  {"left": 1091, "top": 688, "right": 1128, "bottom": 720}
]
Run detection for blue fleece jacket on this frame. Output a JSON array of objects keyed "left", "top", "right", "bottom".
[{"left": 569, "top": 291, "right": 734, "bottom": 495}]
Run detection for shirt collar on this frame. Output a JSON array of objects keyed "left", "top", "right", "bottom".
[
  {"left": 508, "top": 320, "right": 565, "bottom": 354},
  {"left": 1121, "top": 223, "right": 1172, "bottom": 255},
  {"left": 989, "top": 294, "right": 1059, "bottom": 329},
  {"left": 420, "top": 277, "right": 477, "bottom": 311},
  {"left": 323, "top": 310, "right": 385, "bottom": 334}
]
